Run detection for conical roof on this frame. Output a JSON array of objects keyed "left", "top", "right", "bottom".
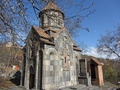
[{"left": 42, "top": 1, "right": 62, "bottom": 12}]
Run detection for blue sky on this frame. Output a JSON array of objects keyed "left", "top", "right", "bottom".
[
  {"left": 73, "top": 0, "right": 120, "bottom": 48},
  {"left": 21, "top": 0, "right": 120, "bottom": 58},
  {"left": 28, "top": 0, "right": 120, "bottom": 49},
  {"left": 31, "top": 0, "right": 119, "bottom": 58}
]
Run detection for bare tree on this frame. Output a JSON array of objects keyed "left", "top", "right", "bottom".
[
  {"left": 78, "top": 42, "right": 88, "bottom": 53},
  {"left": 0, "top": 41, "right": 22, "bottom": 67},
  {"left": 0, "top": 0, "right": 30, "bottom": 44},
  {"left": 97, "top": 25, "right": 120, "bottom": 60},
  {"left": 0, "top": 0, "right": 95, "bottom": 44}
]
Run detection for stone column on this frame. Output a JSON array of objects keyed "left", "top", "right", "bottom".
[
  {"left": 85, "top": 59, "right": 87, "bottom": 76},
  {"left": 35, "top": 50, "right": 39, "bottom": 90},
  {"left": 20, "top": 52, "right": 25, "bottom": 86},
  {"left": 85, "top": 59, "right": 91, "bottom": 86},
  {"left": 25, "top": 60, "right": 30, "bottom": 89},
  {"left": 24, "top": 45, "right": 30, "bottom": 89}
]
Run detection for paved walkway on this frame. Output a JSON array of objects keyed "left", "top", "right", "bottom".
[
  {"left": 0, "top": 83, "right": 119, "bottom": 90},
  {"left": 0, "top": 86, "right": 25, "bottom": 90},
  {"left": 58, "top": 84, "right": 116, "bottom": 90}
]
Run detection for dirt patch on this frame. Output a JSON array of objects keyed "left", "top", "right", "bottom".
[{"left": 0, "top": 78, "right": 16, "bottom": 89}]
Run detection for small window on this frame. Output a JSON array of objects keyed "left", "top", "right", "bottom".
[
  {"left": 48, "top": 16, "right": 51, "bottom": 26},
  {"left": 50, "top": 52, "right": 54, "bottom": 60},
  {"left": 63, "top": 56, "right": 69, "bottom": 71},
  {"left": 65, "top": 57, "right": 66, "bottom": 63}
]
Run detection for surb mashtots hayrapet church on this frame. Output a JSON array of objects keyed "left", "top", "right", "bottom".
[{"left": 21, "top": 1, "right": 104, "bottom": 90}]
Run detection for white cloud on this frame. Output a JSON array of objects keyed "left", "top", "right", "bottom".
[{"left": 83, "top": 47, "right": 118, "bottom": 59}]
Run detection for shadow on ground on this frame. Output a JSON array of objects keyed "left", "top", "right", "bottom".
[{"left": 10, "top": 71, "right": 21, "bottom": 86}]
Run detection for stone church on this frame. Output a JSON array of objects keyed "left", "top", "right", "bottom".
[{"left": 21, "top": 1, "right": 104, "bottom": 90}]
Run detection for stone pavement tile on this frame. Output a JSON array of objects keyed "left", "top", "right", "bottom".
[
  {"left": 59, "top": 84, "right": 86, "bottom": 90},
  {"left": 106, "top": 87, "right": 116, "bottom": 90},
  {"left": 81, "top": 86, "right": 118, "bottom": 90},
  {"left": 79, "top": 86, "right": 101, "bottom": 90},
  {"left": 2, "top": 84, "right": 117, "bottom": 90},
  {"left": 8, "top": 86, "right": 25, "bottom": 90},
  {"left": 70, "top": 84, "right": 86, "bottom": 89}
]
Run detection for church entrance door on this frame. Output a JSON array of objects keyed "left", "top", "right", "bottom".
[{"left": 91, "top": 64, "right": 96, "bottom": 80}]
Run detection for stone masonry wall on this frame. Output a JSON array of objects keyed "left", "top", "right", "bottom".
[{"left": 42, "top": 30, "right": 81, "bottom": 90}]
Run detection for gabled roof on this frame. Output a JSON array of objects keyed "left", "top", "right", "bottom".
[
  {"left": 32, "top": 26, "right": 51, "bottom": 39},
  {"left": 31, "top": 26, "right": 54, "bottom": 45},
  {"left": 73, "top": 42, "right": 77, "bottom": 47},
  {"left": 73, "top": 47, "right": 82, "bottom": 52},
  {"left": 31, "top": 26, "right": 82, "bottom": 51},
  {"left": 73, "top": 42, "right": 82, "bottom": 52},
  {"left": 91, "top": 58, "right": 104, "bottom": 66},
  {"left": 51, "top": 27, "right": 82, "bottom": 52},
  {"left": 42, "top": 1, "right": 62, "bottom": 12},
  {"left": 51, "top": 27, "right": 65, "bottom": 38}
]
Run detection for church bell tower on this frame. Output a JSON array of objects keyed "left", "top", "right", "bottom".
[{"left": 39, "top": 1, "right": 64, "bottom": 30}]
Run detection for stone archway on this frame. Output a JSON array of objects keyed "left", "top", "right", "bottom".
[
  {"left": 29, "top": 66, "right": 35, "bottom": 89},
  {"left": 87, "top": 58, "right": 104, "bottom": 86}
]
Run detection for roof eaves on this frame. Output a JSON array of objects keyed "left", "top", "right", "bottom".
[
  {"left": 73, "top": 47, "right": 82, "bottom": 52},
  {"left": 39, "top": 38, "right": 55, "bottom": 46},
  {"left": 91, "top": 58, "right": 104, "bottom": 66},
  {"left": 32, "top": 26, "right": 51, "bottom": 39}
]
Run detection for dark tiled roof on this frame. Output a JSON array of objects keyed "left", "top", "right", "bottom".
[{"left": 42, "top": 1, "right": 61, "bottom": 12}]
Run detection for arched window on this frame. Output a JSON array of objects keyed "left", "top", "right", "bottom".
[
  {"left": 50, "top": 52, "right": 54, "bottom": 60},
  {"left": 63, "top": 36, "right": 67, "bottom": 48}
]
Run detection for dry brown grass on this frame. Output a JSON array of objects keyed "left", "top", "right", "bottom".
[{"left": 0, "top": 78, "right": 16, "bottom": 89}]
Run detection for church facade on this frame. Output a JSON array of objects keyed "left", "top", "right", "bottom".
[
  {"left": 21, "top": 1, "right": 104, "bottom": 90},
  {"left": 21, "top": 2, "right": 82, "bottom": 90}
]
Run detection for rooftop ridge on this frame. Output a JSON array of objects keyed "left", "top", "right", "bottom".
[{"left": 42, "top": 1, "right": 62, "bottom": 12}]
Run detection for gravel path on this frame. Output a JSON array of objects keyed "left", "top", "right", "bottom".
[{"left": 0, "top": 82, "right": 120, "bottom": 90}]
